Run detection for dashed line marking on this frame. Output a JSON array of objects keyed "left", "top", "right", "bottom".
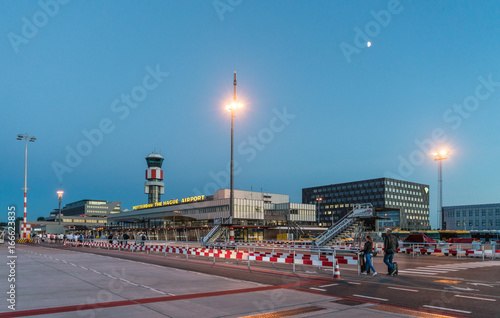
[
  {"left": 454, "top": 295, "right": 496, "bottom": 301},
  {"left": 347, "top": 282, "right": 361, "bottom": 285},
  {"left": 422, "top": 305, "right": 471, "bottom": 314},
  {"left": 319, "top": 283, "right": 338, "bottom": 287},
  {"left": 353, "top": 294, "right": 388, "bottom": 302},
  {"left": 309, "top": 287, "right": 326, "bottom": 292},
  {"left": 388, "top": 287, "right": 418, "bottom": 292}
]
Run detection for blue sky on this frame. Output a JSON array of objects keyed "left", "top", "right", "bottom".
[{"left": 1, "top": 1, "right": 500, "bottom": 229}]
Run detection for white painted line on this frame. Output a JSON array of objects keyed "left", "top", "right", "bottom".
[
  {"left": 423, "top": 305, "right": 471, "bottom": 314},
  {"left": 319, "top": 283, "right": 339, "bottom": 287},
  {"left": 309, "top": 287, "right": 327, "bottom": 292},
  {"left": 388, "top": 287, "right": 418, "bottom": 292},
  {"left": 70, "top": 263, "right": 77, "bottom": 266},
  {"left": 167, "top": 293, "right": 176, "bottom": 296},
  {"left": 397, "top": 270, "right": 436, "bottom": 275},
  {"left": 79, "top": 266, "right": 88, "bottom": 270},
  {"left": 455, "top": 295, "right": 496, "bottom": 301},
  {"left": 353, "top": 294, "right": 388, "bottom": 301},
  {"left": 347, "top": 282, "right": 361, "bottom": 285}
]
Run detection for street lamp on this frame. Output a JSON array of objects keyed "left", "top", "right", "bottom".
[
  {"left": 16, "top": 133, "right": 36, "bottom": 238},
  {"left": 225, "top": 71, "right": 243, "bottom": 225},
  {"left": 315, "top": 197, "right": 323, "bottom": 226},
  {"left": 57, "top": 190, "right": 64, "bottom": 225},
  {"left": 432, "top": 150, "right": 449, "bottom": 230}
]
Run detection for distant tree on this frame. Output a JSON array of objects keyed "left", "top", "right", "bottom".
[
  {"left": 37, "top": 217, "right": 45, "bottom": 221},
  {"left": 0, "top": 222, "right": 7, "bottom": 227}
]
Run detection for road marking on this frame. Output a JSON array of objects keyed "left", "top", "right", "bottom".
[
  {"left": 422, "top": 305, "right": 471, "bottom": 314},
  {"left": 388, "top": 287, "right": 418, "bottom": 292},
  {"left": 309, "top": 287, "right": 326, "bottom": 292},
  {"left": 397, "top": 270, "right": 436, "bottom": 276},
  {"left": 353, "top": 294, "right": 388, "bottom": 301},
  {"left": 347, "top": 282, "right": 361, "bottom": 285},
  {"left": 454, "top": 295, "right": 496, "bottom": 301},
  {"left": 319, "top": 283, "right": 338, "bottom": 287}
]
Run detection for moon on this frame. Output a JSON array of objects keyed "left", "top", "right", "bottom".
[{"left": 367, "top": 42, "right": 372, "bottom": 47}]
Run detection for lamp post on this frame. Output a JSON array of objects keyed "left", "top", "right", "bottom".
[
  {"left": 432, "top": 150, "right": 449, "bottom": 230},
  {"left": 16, "top": 133, "right": 36, "bottom": 238},
  {"left": 225, "top": 72, "right": 243, "bottom": 225},
  {"left": 57, "top": 190, "right": 64, "bottom": 225},
  {"left": 315, "top": 197, "right": 323, "bottom": 226}
]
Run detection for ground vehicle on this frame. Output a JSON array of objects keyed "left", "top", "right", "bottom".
[
  {"left": 299, "top": 235, "right": 317, "bottom": 241},
  {"left": 470, "top": 230, "right": 500, "bottom": 243},
  {"left": 392, "top": 230, "right": 410, "bottom": 240},
  {"left": 337, "top": 235, "right": 354, "bottom": 243},
  {"left": 411, "top": 230, "right": 441, "bottom": 242},
  {"left": 402, "top": 233, "right": 437, "bottom": 255},
  {"left": 438, "top": 230, "right": 471, "bottom": 241}
]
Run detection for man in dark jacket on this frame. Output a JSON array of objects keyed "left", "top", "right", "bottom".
[{"left": 383, "top": 228, "right": 398, "bottom": 275}]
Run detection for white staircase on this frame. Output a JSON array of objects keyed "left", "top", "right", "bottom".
[{"left": 313, "top": 203, "right": 373, "bottom": 247}]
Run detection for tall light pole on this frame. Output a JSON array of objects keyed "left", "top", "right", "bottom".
[
  {"left": 315, "top": 197, "right": 323, "bottom": 226},
  {"left": 57, "top": 190, "right": 64, "bottom": 225},
  {"left": 225, "top": 72, "right": 242, "bottom": 224},
  {"left": 433, "top": 150, "right": 449, "bottom": 230},
  {"left": 16, "top": 133, "right": 36, "bottom": 238}
]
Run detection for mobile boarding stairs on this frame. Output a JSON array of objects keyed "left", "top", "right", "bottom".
[{"left": 312, "top": 203, "right": 374, "bottom": 249}]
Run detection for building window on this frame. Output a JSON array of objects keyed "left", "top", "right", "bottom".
[
  {"left": 496, "top": 209, "right": 500, "bottom": 215},
  {"left": 482, "top": 220, "right": 486, "bottom": 226},
  {"left": 496, "top": 220, "right": 500, "bottom": 226},
  {"left": 457, "top": 221, "right": 460, "bottom": 227},
  {"left": 475, "top": 220, "right": 479, "bottom": 226},
  {"left": 488, "top": 209, "right": 493, "bottom": 216},
  {"left": 469, "top": 210, "right": 473, "bottom": 217},
  {"left": 462, "top": 211, "right": 466, "bottom": 217},
  {"left": 456, "top": 211, "right": 460, "bottom": 217},
  {"left": 469, "top": 220, "right": 473, "bottom": 227},
  {"left": 488, "top": 220, "right": 493, "bottom": 227},
  {"left": 482, "top": 210, "right": 486, "bottom": 216}
]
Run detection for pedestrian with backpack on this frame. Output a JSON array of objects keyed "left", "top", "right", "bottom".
[
  {"left": 383, "top": 228, "right": 399, "bottom": 276},
  {"left": 361, "top": 235, "right": 377, "bottom": 276}
]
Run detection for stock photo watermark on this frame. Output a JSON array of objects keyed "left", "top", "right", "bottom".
[
  {"left": 51, "top": 64, "right": 169, "bottom": 182},
  {"left": 76, "top": 267, "right": 133, "bottom": 318},
  {"left": 340, "top": 0, "right": 406, "bottom": 63},
  {"left": 7, "top": 0, "right": 71, "bottom": 54},
  {"left": 6, "top": 205, "right": 17, "bottom": 311},
  {"left": 192, "top": 107, "right": 296, "bottom": 196},
  {"left": 213, "top": 0, "right": 243, "bottom": 22},
  {"left": 386, "top": 73, "right": 500, "bottom": 180}
]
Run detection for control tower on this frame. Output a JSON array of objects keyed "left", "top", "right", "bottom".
[{"left": 144, "top": 153, "right": 165, "bottom": 204}]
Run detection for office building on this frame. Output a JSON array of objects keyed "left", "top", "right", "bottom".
[
  {"left": 302, "top": 177, "right": 430, "bottom": 230},
  {"left": 442, "top": 203, "right": 500, "bottom": 230}
]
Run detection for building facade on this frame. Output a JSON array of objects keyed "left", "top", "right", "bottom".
[
  {"left": 442, "top": 203, "right": 500, "bottom": 230},
  {"left": 302, "top": 178, "right": 430, "bottom": 230},
  {"left": 108, "top": 189, "right": 316, "bottom": 229}
]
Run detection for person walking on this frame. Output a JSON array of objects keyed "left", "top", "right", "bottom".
[
  {"left": 383, "top": 228, "right": 398, "bottom": 276},
  {"left": 361, "top": 235, "right": 377, "bottom": 276}
]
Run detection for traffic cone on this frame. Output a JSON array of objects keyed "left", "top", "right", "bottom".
[{"left": 333, "top": 259, "right": 341, "bottom": 279}]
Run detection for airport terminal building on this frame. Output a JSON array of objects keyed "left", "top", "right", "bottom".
[{"left": 442, "top": 203, "right": 500, "bottom": 230}]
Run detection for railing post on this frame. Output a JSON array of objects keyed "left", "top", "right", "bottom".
[{"left": 293, "top": 247, "right": 295, "bottom": 273}]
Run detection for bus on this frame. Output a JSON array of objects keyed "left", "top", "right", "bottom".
[
  {"left": 470, "top": 230, "right": 500, "bottom": 243},
  {"left": 438, "top": 230, "right": 471, "bottom": 241},
  {"left": 410, "top": 230, "right": 441, "bottom": 242},
  {"left": 392, "top": 230, "right": 410, "bottom": 240}
]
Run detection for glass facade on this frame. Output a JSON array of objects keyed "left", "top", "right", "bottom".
[
  {"left": 302, "top": 177, "right": 430, "bottom": 230},
  {"left": 443, "top": 203, "right": 500, "bottom": 230}
]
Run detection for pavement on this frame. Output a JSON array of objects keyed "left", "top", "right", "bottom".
[{"left": 0, "top": 243, "right": 451, "bottom": 318}]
